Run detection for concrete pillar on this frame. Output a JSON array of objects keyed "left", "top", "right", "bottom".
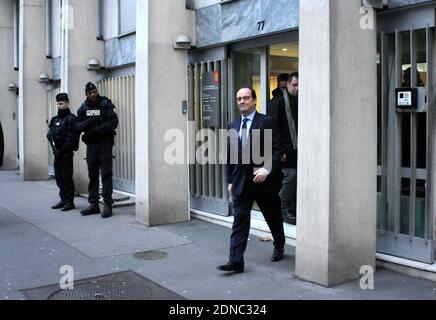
[
  {"left": 18, "top": 0, "right": 49, "bottom": 180},
  {"left": 135, "top": 0, "right": 195, "bottom": 226},
  {"left": 296, "top": 0, "right": 377, "bottom": 287},
  {"left": 0, "top": 0, "right": 18, "bottom": 170},
  {"left": 66, "top": 0, "right": 104, "bottom": 194}
]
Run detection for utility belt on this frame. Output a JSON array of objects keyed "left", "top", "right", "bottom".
[{"left": 82, "top": 133, "right": 115, "bottom": 146}]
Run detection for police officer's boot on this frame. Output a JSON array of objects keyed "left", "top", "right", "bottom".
[
  {"left": 51, "top": 201, "right": 66, "bottom": 210},
  {"left": 81, "top": 203, "right": 100, "bottom": 216},
  {"left": 61, "top": 203, "right": 75, "bottom": 212},
  {"left": 101, "top": 204, "right": 113, "bottom": 219}
]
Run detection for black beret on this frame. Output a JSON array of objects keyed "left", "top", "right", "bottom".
[
  {"left": 85, "top": 82, "right": 98, "bottom": 93},
  {"left": 56, "top": 93, "right": 69, "bottom": 102}
]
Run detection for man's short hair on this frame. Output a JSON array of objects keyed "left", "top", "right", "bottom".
[
  {"left": 237, "top": 87, "right": 257, "bottom": 100},
  {"left": 289, "top": 72, "right": 299, "bottom": 81},
  {"left": 277, "top": 73, "right": 289, "bottom": 83}
]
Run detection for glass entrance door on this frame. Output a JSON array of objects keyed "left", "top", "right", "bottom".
[
  {"left": 230, "top": 39, "right": 300, "bottom": 226},
  {"left": 232, "top": 48, "right": 264, "bottom": 119},
  {"left": 187, "top": 32, "right": 299, "bottom": 231},
  {"left": 231, "top": 41, "right": 300, "bottom": 119},
  {"left": 269, "top": 42, "right": 299, "bottom": 99}
]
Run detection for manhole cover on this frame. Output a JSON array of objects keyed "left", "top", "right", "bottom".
[
  {"left": 49, "top": 281, "right": 153, "bottom": 300},
  {"left": 22, "top": 271, "right": 185, "bottom": 300},
  {"left": 134, "top": 250, "right": 168, "bottom": 260}
]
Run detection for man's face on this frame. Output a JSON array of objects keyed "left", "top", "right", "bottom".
[
  {"left": 278, "top": 81, "right": 288, "bottom": 89},
  {"left": 237, "top": 88, "right": 256, "bottom": 115},
  {"left": 86, "top": 88, "right": 99, "bottom": 102},
  {"left": 287, "top": 77, "right": 299, "bottom": 96},
  {"left": 57, "top": 101, "right": 68, "bottom": 110}
]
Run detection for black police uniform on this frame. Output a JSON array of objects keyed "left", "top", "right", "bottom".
[
  {"left": 47, "top": 108, "right": 79, "bottom": 206},
  {"left": 77, "top": 95, "right": 118, "bottom": 207}
]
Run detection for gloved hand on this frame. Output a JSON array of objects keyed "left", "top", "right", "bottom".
[
  {"left": 86, "top": 128, "right": 100, "bottom": 136},
  {"left": 89, "top": 117, "right": 102, "bottom": 126}
]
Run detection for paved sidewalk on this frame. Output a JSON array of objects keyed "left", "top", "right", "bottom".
[{"left": 1, "top": 170, "right": 436, "bottom": 300}]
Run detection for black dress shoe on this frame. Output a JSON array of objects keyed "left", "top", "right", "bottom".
[
  {"left": 61, "top": 203, "right": 75, "bottom": 212},
  {"left": 271, "top": 247, "right": 284, "bottom": 262},
  {"left": 282, "top": 210, "right": 297, "bottom": 225},
  {"left": 81, "top": 204, "right": 100, "bottom": 216},
  {"left": 51, "top": 201, "right": 66, "bottom": 210},
  {"left": 101, "top": 204, "right": 113, "bottom": 219},
  {"left": 284, "top": 215, "right": 296, "bottom": 225},
  {"left": 217, "top": 262, "right": 244, "bottom": 273}
]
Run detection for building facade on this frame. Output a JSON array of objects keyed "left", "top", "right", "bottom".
[{"left": 1, "top": 0, "right": 436, "bottom": 287}]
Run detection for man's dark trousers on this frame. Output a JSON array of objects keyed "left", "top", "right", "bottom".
[
  {"left": 86, "top": 140, "right": 114, "bottom": 205},
  {"left": 230, "top": 191, "right": 285, "bottom": 264},
  {"left": 54, "top": 155, "right": 75, "bottom": 204}
]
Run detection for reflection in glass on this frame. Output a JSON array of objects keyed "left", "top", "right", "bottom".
[
  {"left": 415, "top": 179, "right": 426, "bottom": 237},
  {"left": 416, "top": 113, "right": 427, "bottom": 169},
  {"left": 400, "top": 178, "right": 426, "bottom": 237},
  {"left": 377, "top": 176, "right": 381, "bottom": 230},
  {"left": 400, "top": 178, "right": 411, "bottom": 235},
  {"left": 401, "top": 31, "right": 411, "bottom": 88},
  {"left": 233, "top": 49, "right": 262, "bottom": 116},
  {"left": 401, "top": 113, "right": 411, "bottom": 168}
]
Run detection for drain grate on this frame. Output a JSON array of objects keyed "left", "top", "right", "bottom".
[
  {"left": 134, "top": 250, "right": 168, "bottom": 261},
  {"left": 22, "top": 270, "right": 184, "bottom": 300}
]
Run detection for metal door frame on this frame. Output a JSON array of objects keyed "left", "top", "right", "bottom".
[
  {"left": 188, "top": 46, "right": 230, "bottom": 216},
  {"left": 377, "top": 21, "right": 436, "bottom": 263}
]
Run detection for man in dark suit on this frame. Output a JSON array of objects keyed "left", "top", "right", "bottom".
[
  {"left": 275, "top": 72, "right": 299, "bottom": 225},
  {"left": 268, "top": 73, "right": 289, "bottom": 121},
  {"left": 217, "top": 87, "right": 286, "bottom": 274}
]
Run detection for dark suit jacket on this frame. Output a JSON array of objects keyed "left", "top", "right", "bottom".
[
  {"left": 275, "top": 92, "right": 298, "bottom": 169},
  {"left": 227, "top": 112, "right": 285, "bottom": 196}
]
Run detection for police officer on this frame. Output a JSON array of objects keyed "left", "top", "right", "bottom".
[
  {"left": 76, "top": 82, "right": 118, "bottom": 218},
  {"left": 47, "top": 93, "right": 79, "bottom": 212}
]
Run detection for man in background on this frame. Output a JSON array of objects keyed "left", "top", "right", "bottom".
[{"left": 276, "top": 72, "right": 299, "bottom": 225}]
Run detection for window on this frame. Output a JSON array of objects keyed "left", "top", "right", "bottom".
[{"left": 119, "top": 0, "right": 136, "bottom": 35}]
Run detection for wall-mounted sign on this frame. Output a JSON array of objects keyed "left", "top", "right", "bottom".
[{"left": 202, "top": 71, "right": 221, "bottom": 128}]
